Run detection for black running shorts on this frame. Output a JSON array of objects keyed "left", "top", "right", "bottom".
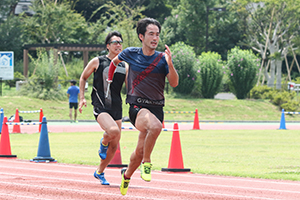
[
  {"left": 129, "top": 104, "right": 164, "bottom": 127},
  {"left": 93, "top": 107, "right": 122, "bottom": 121},
  {"left": 69, "top": 102, "right": 78, "bottom": 109}
]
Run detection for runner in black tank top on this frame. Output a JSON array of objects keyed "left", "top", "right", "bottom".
[
  {"left": 91, "top": 55, "right": 125, "bottom": 110},
  {"left": 78, "top": 31, "right": 127, "bottom": 186}
]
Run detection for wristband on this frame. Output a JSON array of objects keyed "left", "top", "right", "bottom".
[{"left": 107, "top": 61, "right": 117, "bottom": 81}]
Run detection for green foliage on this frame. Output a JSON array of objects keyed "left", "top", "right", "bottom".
[
  {"left": 250, "top": 85, "right": 275, "bottom": 99},
  {"left": 281, "top": 100, "right": 299, "bottom": 112},
  {"left": 59, "top": 58, "right": 84, "bottom": 87},
  {"left": 194, "top": 52, "right": 224, "bottom": 98},
  {"left": 161, "top": 12, "right": 185, "bottom": 48},
  {"left": 209, "top": 3, "right": 245, "bottom": 60},
  {"left": 0, "top": 16, "right": 24, "bottom": 61},
  {"left": 270, "top": 91, "right": 299, "bottom": 111},
  {"left": 170, "top": 42, "right": 197, "bottom": 95},
  {"left": 21, "top": 0, "right": 89, "bottom": 44},
  {"left": 175, "top": 0, "right": 210, "bottom": 54},
  {"left": 0, "top": 0, "right": 19, "bottom": 23},
  {"left": 250, "top": 85, "right": 300, "bottom": 111},
  {"left": 20, "top": 50, "right": 65, "bottom": 100},
  {"left": 227, "top": 47, "right": 260, "bottom": 99}
]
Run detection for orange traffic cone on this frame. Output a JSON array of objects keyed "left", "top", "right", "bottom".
[
  {"left": 161, "top": 123, "right": 190, "bottom": 172},
  {"left": 12, "top": 108, "right": 21, "bottom": 133},
  {"left": 193, "top": 108, "right": 200, "bottom": 130},
  {"left": 39, "top": 108, "right": 44, "bottom": 132},
  {"left": 107, "top": 142, "right": 128, "bottom": 167},
  {"left": 0, "top": 117, "right": 17, "bottom": 158}
]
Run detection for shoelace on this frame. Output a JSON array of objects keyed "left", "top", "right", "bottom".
[
  {"left": 144, "top": 165, "right": 151, "bottom": 174},
  {"left": 123, "top": 181, "right": 129, "bottom": 188}
]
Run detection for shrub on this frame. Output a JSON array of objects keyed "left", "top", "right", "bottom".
[
  {"left": 59, "top": 58, "right": 84, "bottom": 87},
  {"left": 250, "top": 85, "right": 274, "bottom": 99},
  {"left": 227, "top": 47, "right": 260, "bottom": 99},
  {"left": 281, "top": 100, "right": 299, "bottom": 112},
  {"left": 20, "top": 49, "right": 65, "bottom": 100},
  {"left": 195, "top": 52, "right": 224, "bottom": 98},
  {"left": 170, "top": 42, "right": 197, "bottom": 95},
  {"left": 271, "top": 90, "right": 296, "bottom": 107}
]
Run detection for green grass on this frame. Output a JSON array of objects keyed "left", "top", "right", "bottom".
[
  {"left": 1, "top": 87, "right": 299, "bottom": 122},
  {"left": 2, "top": 88, "right": 300, "bottom": 181},
  {"left": 8, "top": 129, "right": 300, "bottom": 181}
]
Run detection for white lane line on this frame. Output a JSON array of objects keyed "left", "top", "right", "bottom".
[
  {"left": 2, "top": 159, "right": 300, "bottom": 187},
  {"left": 1, "top": 165, "right": 300, "bottom": 193},
  {"left": 0, "top": 180, "right": 280, "bottom": 200},
  {"left": 0, "top": 181, "right": 166, "bottom": 200},
  {"left": 1, "top": 171, "right": 299, "bottom": 197},
  {"left": 0, "top": 192, "right": 52, "bottom": 200}
]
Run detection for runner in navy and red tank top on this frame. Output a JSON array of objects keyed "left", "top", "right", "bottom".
[
  {"left": 119, "top": 47, "right": 168, "bottom": 107},
  {"left": 106, "top": 18, "right": 179, "bottom": 196}
]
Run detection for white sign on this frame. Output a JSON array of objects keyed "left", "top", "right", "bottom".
[{"left": 0, "top": 51, "right": 14, "bottom": 80}]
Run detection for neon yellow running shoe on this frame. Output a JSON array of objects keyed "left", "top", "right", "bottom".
[
  {"left": 120, "top": 168, "right": 130, "bottom": 196},
  {"left": 140, "top": 162, "right": 152, "bottom": 182}
]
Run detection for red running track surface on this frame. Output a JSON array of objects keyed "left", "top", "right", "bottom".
[{"left": 1, "top": 159, "right": 300, "bottom": 200}]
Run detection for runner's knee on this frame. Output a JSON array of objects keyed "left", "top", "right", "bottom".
[
  {"left": 149, "top": 121, "right": 162, "bottom": 134},
  {"left": 107, "top": 126, "right": 121, "bottom": 139}
]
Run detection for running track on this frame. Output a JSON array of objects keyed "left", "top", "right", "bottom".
[
  {"left": 6, "top": 121, "right": 300, "bottom": 134},
  {"left": 1, "top": 158, "right": 300, "bottom": 200},
  {"left": 1, "top": 121, "right": 300, "bottom": 199}
]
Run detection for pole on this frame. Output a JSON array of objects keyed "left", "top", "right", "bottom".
[
  {"left": 206, "top": 6, "right": 209, "bottom": 52},
  {"left": 0, "top": 78, "right": 2, "bottom": 96}
]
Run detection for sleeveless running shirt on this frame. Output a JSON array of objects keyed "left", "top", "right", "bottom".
[{"left": 91, "top": 55, "right": 126, "bottom": 110}]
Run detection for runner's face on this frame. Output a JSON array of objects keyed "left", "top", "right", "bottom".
[
  {"left": 142, "top": 24, "right": 160, "bottom": 50},
  {"left": 107, "top": 36, "right": 123, "bottom": 55}
]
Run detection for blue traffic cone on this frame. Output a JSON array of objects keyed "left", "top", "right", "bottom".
[
  {"left": 279, "top": 109, "right": 286, "bottom": 130},
  {"left": 30, "top": 116, "right": 56, "bottom": 162},
  {"left": 0, "top": 108, "right": 3, "bottom": 133}
]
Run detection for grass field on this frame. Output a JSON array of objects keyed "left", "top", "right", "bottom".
[
  {"left": 2, "top": 88, "right": 300, "bottom": 182},
  {"left": 1, "top": 87, "right": 299, "bottom": 122},
  {"left": 8, "top": 129, "right": 300, "bottom": 181}
]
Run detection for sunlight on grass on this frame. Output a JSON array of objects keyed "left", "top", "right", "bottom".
[{"left": 8, "top": 129, "right": 300, "bottom": 181}]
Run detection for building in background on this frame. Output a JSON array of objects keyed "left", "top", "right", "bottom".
[{"left": 14, "top": 0, "right": 34, "bottom": 16}]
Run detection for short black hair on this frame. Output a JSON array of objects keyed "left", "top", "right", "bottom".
[
  {"left": 70, "top": 80, "right": 77, "bottom": 85},
  {"left": 105, "top": 31, "right": 123, "bottom": 50},
  {"left": 136, "top": 18, "right": 161, "bottom": 42}
]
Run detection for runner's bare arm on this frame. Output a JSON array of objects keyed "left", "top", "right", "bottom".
[
  {"left": 165, "top": 45, "right": 179, "bottom": 87},
  {"left": 79, "top": 57, "right": 99, "bottom": 113}
]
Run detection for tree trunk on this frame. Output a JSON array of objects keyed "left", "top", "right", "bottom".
[
  {"left": 275, "top": 59, "right": 282, "bottom": 89},
  {"left": 267, "top": 59, "right": 276, "bottom": 87}
]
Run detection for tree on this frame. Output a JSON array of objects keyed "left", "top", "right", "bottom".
[
  {"left": 20, "top": 0, "right": 89, "bottom": 44},
  {"left": 234, "top": 0, "right": 300, "bottom": 89},
  {"left": 0, "top": 0, "right": 18, "bottom": 23},
  {"left": 87, "top": 1, "right": 145, "bottom": 48},
  {"left": 0, "top": 0, "right": 23, "bottom": 61},
  {"left": 162, "top": 0, "right": 244, "bottom": 58},
  {"left": 20, "top": 49, "right": 65, "bottom": 100},
  {"left": 0, "top": 16, "right": 23, "bottom": 60},
  {"left": 209, "top": 3, "right": 245, "bottom": 60}
]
